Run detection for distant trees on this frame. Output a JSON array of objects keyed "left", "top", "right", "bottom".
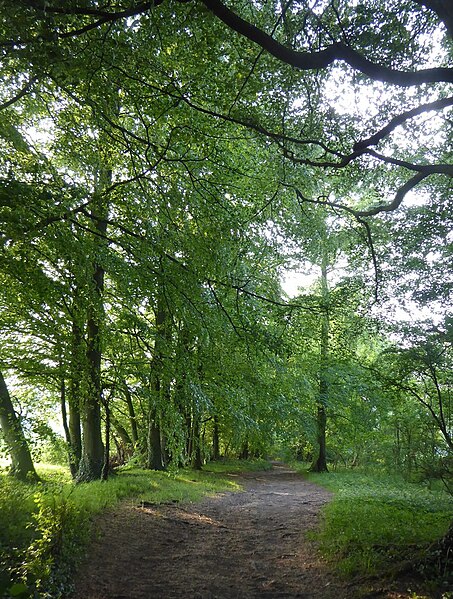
[{"left": 378, "top": 322, "right": 453, "bottom": 460}]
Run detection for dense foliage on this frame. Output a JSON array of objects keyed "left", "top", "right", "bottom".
[{"left": 0, "top": 0, "right": 452, "bottom": 595}]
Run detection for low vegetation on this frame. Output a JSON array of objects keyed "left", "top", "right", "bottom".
[
  {"left": 2, "top": 459, "right": 451, "bottom": 598},
  {"left": 296, "top": 465, "right": 453, "bottom": 593}
]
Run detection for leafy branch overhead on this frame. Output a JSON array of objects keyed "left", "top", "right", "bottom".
[
  {"left": 9, "top": 0, "right": 453, "bottom": 86},
  {"left": 0, "top": 0, "right": 451, "bottom": 505},
  {"left": 1, "top": 0, "right": 451, "bottom": 218}
]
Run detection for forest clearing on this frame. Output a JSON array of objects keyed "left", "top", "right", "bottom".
[{"left": 0, "top": 0, "right": 452, "bottom": 597}]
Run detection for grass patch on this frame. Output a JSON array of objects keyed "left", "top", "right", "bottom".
[
  {"left": 0, "top": 459, "right": 268, "bottom": 598},
  {"left": 291, "top": 464, "right": 452, "bottom": 583}
]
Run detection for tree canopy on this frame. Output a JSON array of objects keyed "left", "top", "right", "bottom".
[{"left": 0, "top": 0, "right": 451, "bottom": 486}]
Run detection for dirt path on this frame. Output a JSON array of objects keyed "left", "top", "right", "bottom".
[{"left": 70, "top": 464, "right": 389, "bottom": 598}]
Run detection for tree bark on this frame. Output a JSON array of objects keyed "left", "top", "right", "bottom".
[
  {"left": 68, "top": 400, "right": 82, "bottom": 478},
  {"left": 310, "top": 244, "right": 329, "bottom": 473},
  {"left": 61, "top": 377, "right": 70, "bottom": 446},
  {"left": 123, "top": 383, "right": 138, "bottom": 446},
  {"left": 0, "top": 371, "right": 38, "bottom": 482},
  {"left": 65, "top": 314, "right": 83, "bottom": 478},
  {"left": 60, "top": 376, "right": 79, "bottom": 479},
  {"left": 77, "top": 249, "right": 105, "bottom": 480},
  {"left": 147, "top": 409, "right": 164, "bottom": 470},
  {"left": 192, "top": 417, "right": 203, "bottom": 470},
  {"left": 76, "top": 168, "right": 110, "bottom": 482},
  {"left": 212, "top": 414, "right": 220, "bottom": 460},
  {"left": 147, "top": 303, "right": 165, "bottom": 470},
  {"left": 146, "top": 291, "right": 167, "bottom": 471},
  {"left": 175, "top": 325, "right": 192, "bottom": 464},
  {"left": 311, "top": 403, "right": 328, "bottom": 472},
  {"left": 101, "top": 393, "right": 111, "bottom": 480}
]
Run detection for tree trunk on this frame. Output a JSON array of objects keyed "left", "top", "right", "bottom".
[
  {"left": 77, "top": 396, "right": 104, "bottom": 481},
  {"left": 311, "top": 403, "right": 328, "bottom": 472},
  {"left": 111, "top": 416, "right": 133, "bottom": 448},
  {"left": 101, "top": 393, "right": 110, "bottom": 480},
  {"left": 76, "top": 170, "right": 110, "bottom": 482},
  {"left": 77, "top": 272, "right": 105, "bottom": 481},
  {"left": 123, "top": 383, "right": 138, "bottom": 446},
  {"left": 192, "top": 417, "right": 203, "bottom": 470},
  {"left": 239, "top": 439, "right": 249, "bottom": 460},
  {"left": 147, "top": 409, "right": 164, "bottom": 470},
  {"left": 0, "top": 371, "right": 38, "bottom": 482},
  {"left": 406, "top": 427, "right": 413, "bottom": 476},
  {"left": 146, "top": 289, "right": 168, "bottom": 471},
  {"left": 61, "top": 377, "right": 70, "bottom": 446},
  {"left": 310, "top": 244, "right": 329, "bottom": 473},
  {"left": 212, "top": 415, "right": 220, "bottom": 460},
  {"left": 68, "top": 401, "right": 82, "bottom": 478},
  {"left": 60, "top": 377, "right": 80, "bottom": 479},
  {"left": 67, "top": 312, "right": 83, "bottom": 478},
  {"left": 394, "top": 421, "right": 401, "bottom": 468}
]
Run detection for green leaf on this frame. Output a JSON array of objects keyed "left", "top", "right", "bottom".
[{"left": 8, "top": 582, "right": 29, "bottom": 597}]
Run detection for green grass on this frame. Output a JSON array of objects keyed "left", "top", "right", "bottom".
[
  {"left": 291, "top": 464, "right": 453, "bottom": 581},
  {"left": 0, "top": 459, "right": 267, "bottom": 598}
]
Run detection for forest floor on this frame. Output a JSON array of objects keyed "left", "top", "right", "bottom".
[{"left": 70, "top": 463, "right": 430, "bottom": 599}]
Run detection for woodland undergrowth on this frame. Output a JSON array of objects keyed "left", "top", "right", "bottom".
[{"left": 297, "top": 465, "right": 453, "bottom": 595}]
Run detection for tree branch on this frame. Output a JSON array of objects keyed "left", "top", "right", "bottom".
[
  {"left": 11, "top": 0, "right": 453, "bottom": 86},
  {"left": 414, "top": 0, "right": 453, "bottom": 38},
  {"left": 363, "top": 149, "right": 453, "bottom": 176},
  {"left": 356, "top": 172, "right": 430, "bottom": 217},
  {"left": 0, "top": 76, "right": 39, "bottom": 110},
  {"left": 290, "top": 171, "right": 431, "bottom": 219},
  {"left": 354, "top": 96, "right": 453, "bottom": 151},
  {"left": 293, "top": 188, "right": 380, "bottom": 301},
  {"left": 201, "top": 0, "right": 453, "bottom": 85},
  {"left": 392, "top": 377, "right": 453, "bottom": 450},
  {"left": 207, "top": 281, "right": 243, "bottom": 336},
  {"left": 21, "top": 0, "right": 161, "bottom": 18}
]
